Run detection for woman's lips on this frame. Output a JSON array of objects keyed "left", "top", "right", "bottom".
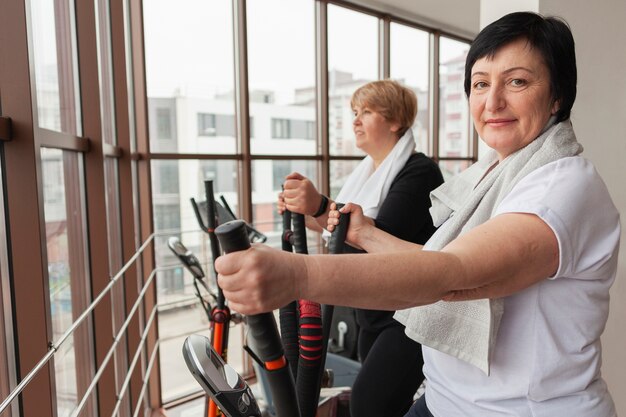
[{"left": 485, "top": 118, "right": 515, "bottom": 127}]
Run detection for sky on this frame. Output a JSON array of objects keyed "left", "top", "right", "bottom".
[{"left": 143, "top": 0, "right": 468, "bottom": 101}]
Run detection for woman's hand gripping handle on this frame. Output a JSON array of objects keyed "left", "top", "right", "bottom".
[{"left": 215, "top": 220, "right": 300, "bottom": 417}]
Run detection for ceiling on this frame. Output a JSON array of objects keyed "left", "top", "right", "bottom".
[{"left": 349, "top": 0, "right": 481, "bottom": 39}]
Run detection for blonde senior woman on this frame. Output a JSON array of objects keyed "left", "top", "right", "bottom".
[{"left": 278, "top": 79, "right": 443, "bottom": 417}]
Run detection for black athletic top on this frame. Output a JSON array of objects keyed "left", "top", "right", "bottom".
[{"left": 344, "top": 152, "right": 444, "bottom": 331}]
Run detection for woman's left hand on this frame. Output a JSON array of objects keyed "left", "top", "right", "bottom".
[
  {"left": 215, "top": 244, "right": 306, "bottom": 315},
  {"left": 327, "top": 202, "right": 375, "bottom": 249}
]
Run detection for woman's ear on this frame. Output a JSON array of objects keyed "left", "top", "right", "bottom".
[
  {"left": 390, "top": 122, "right": 401, "bottom": 133},
  {"left": 551, "top": 99, "right": 561, "bottom": 115}
]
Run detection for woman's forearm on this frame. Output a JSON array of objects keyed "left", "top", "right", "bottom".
[
  {"left": 300, "top": 249, "right": 460, "bottom": 310},
  {"left": 357, "top": 226, "right": 423, "bottom": 253}
]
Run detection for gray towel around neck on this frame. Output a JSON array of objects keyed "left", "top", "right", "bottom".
[{"left": 394, "top": 120, "right": 583, "bottom": 374}]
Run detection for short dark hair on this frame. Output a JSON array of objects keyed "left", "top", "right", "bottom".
[{"left": 464, "top": 12, "right": 577, "bottom": 123}]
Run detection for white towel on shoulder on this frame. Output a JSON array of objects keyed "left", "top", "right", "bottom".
[
  {"left": 336, "top": 129, "right": 416, "bottom": 218},
  {"left": 394, "top": 119, "right": 583, "bottom": 374},
  {"left": 322, "top": 130, "right": 416, "bottom": 240}
]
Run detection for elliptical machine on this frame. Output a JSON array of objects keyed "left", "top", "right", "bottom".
[{"left": 183, "top": 207, "right": 350, "bottom": 417}]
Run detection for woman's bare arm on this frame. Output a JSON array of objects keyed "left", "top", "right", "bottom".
[{"left": 216, "top": 212, "right": 558, "bottom": 314}]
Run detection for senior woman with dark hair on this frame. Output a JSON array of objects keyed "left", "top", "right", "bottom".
[{"left": 216, "top": 12, "right": 620, "bottom": 417}]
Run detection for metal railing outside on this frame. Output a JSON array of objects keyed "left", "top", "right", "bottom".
[{"left": 0, "top": 233, "right": 156, "bottom": 416}]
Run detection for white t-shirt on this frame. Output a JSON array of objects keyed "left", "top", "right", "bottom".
[{"left": 423, "top": 156, "right": 620, "bottom": 417}]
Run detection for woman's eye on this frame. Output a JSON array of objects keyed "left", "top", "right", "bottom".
[
  {"left": 510, "top": 79, "right": 527, "bottom": 87},
  {"left": 473, "top": 81, "right": 487, "bottom": 90}
]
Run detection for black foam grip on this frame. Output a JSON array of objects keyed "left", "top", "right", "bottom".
[
  {"left": 215, "top": 220, "right": 300, "bottom": 417},
  {"left": 312, "top": 206, "right": 349, "bottom": 410},
  {"left": 282, "top": 210, "right": 293, "bottom": 252},
  {"left": 246, "top": 314, "right": 285, "bottom": 363},
  {"left": 215, "top": 220, "right": 251, "bottom": 253},
  {"left": 279, "top": 302, "right": 299, "bottom": 380},
  {"left": 296, "top": 359, "right": 321, "bottom": 417},
  {"left": 291, "top": 213, "right": 308, "bottom": 254},
  {"left": 297, "top": 301, "right": 322, "bottom": 417},
  {"left": 279, "top": 211, "right": 298, "bottom": 379},
  {"left": 263, "top": 367, "right": 300, "bottom": 417},
  {"left": 205, "top": 180, "right": 226, "bottom": 310},
  {"left": 328, "top": 203, "right": 350, "bottom": 255},
  {"left": 215, "top": 221, "right": 281, "bottom": 360}
]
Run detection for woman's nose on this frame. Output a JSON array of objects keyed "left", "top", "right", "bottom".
[{"left": 485, "top": 86, "right": 506, "bottom": 112}]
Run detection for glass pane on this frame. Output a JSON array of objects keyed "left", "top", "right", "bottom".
[
  {"left": 439, "top": 36, "right": 471, "bottom": 158},
  {"left": 329, "top": 160, "right": 361, "bottom": 200},
  {"left": 251, "top": 160, "right": 321, "bottom": 253},
  {"left": 144, "top": 0, "right": 236, "bottom": 154},
  {"left": 328, "top": 5, "right": 378, "bottom": 156},
  {"left": 29, "top": 0, "right": 82, "bottom": 135},
  {"left": 95, "top": 1, "right": 131, "bottom": 412},
  {"left": 151, "top": 159, "right": 239, "bottom": 400},
  {"left": 151, "top": 158, "right": 239, "bottom": 267},
  {"left": 438, "top": 159, "right": 471, "bottom": 181},
  {"left": 0, "top": 146, "right": 16, "bottom": 417},
  {"left": 95, "top": 0, "right": 116, "bottom": 146},
  {"left": 248, "top": 0, "right": 316, "bottom": 155},
  {"left": 104, "top": 159, "right": 132, "bottom": 417},
  {"left": 157, "top": 265, "right": 246, "bottom": 402},
  {"left": 41, "top": 148, "right": 95, "bottom": 417},
  {"left": 390, "top": 23, "right": 430, "bottom": 155}
]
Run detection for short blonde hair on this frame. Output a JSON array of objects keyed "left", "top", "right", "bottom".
[{"left": 350, "top": 79, "right": 418, "bottom": 137}]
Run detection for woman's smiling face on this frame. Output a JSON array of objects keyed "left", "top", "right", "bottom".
[{"left": 469, "top": 37, "right": 560, "bottom": 161}]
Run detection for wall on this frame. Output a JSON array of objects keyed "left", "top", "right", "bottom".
[
  {"left": 480, "top": 0, "right": 626, "bottom": 413},
  {"left": 479, "top": 0, "right": 538, "bottom": 29},
  {"left": 540, "top": 1, "right": 626, "bottom": 414}
]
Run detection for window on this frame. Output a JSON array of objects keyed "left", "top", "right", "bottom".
[
  {"left": 197, "top": 113, "right": 216, "bottom": 136},
  {"left": 251, "top": 160, "right": 319, "bottom": 252},
  {"left": 144, "top": 0, "right": 236, "bottom": 154},
  {"left": 439, "top": 36, "right": 472, "bottom": 159},
  {"left": 270, "top": 118, "right": 316, "bottom": 140},
  {"left": 272, "top": 118, "right": 290, "bottom": 139},
  {"left": 142, "top": 0, "right": 474, "bottom": 407},
  {"left": 330, "top": 159, "right": 360, "bottom": 200},
  {"left": 199, "top": 160, "right": 236, "bottom": 195},
  {"left": 30, "top": 0, "right": 82, "bottom": 135},
  {"left": 292, "top": 120, "right": 314, "bottom": 140},
  {"left": 41, "top": 148, "right": 95, "bottom": 417},
  {"left": 153, "top": 204, "right": 181, "bottom": 231},
  {"left": 2, "top": 0, "right": 487, "bottom": 414},
  {"left": 156, "top": 108, "right": 173, "bottom": 140},
  {"left": 94, "top": 0, "right": 133, "bottom": 411},
  {"left": 0, "top": 147, "right": 16, "bottom": 417},
  {"left": 328, "top": 5, "right": 378, "bottom": 157},
  {"left": 197, "top": 112, "right": 243, "bottom": 139},
  {"left": 214, "top": 114, "right": 236, "bottom": 137},
  {"left": 157, "top": 162, "right": 179, "bottom": 194},
  {"left": 247, "top": 0, "right": 315, "bottom": 155},
  {"left": 390, "top": 22, "right": 430, "bottom": 154},
  {"left": 271, "top": 160, "right": 292, "bottom": 190},
  {"left": 150, "top": 158, "right": 239, "bottom": 401}
]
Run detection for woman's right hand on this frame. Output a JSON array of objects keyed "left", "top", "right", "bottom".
[
  {"left": 276, "top": 191, "right": 286, "bottom": 215},
  {"left": 282, "top": 172, "right": 322, "bottom": 216},
  {"left": 327, "top": 202, "right": 375, "bottom": 249},
  {"left": 215, "top": 244, "right": 305, "bottom": 315}
]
